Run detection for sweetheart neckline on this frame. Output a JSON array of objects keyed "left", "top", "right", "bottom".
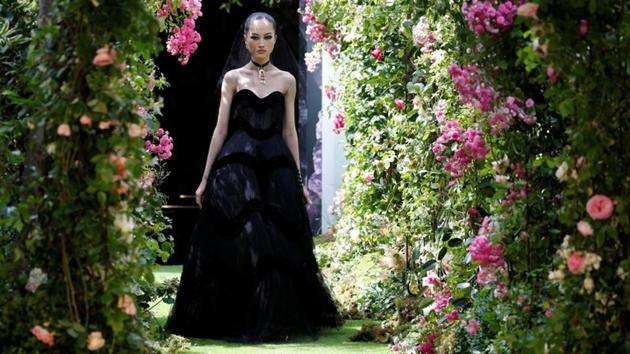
[{"left": 234, "top": 88, "right": 284, "bottom": 100}]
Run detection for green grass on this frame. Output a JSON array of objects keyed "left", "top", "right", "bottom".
[{"left": 152, "top": 265, "right": 389, "bottom": 354}]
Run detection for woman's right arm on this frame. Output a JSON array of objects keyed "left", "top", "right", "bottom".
[{"left": 196, "top": 71, "right": 236, "bottom": 207}]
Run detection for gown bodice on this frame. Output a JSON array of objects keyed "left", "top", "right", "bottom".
[{"left": 229, "top": 89, "right": 285, "bottom": 139}]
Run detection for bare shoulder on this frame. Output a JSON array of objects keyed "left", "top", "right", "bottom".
[
  {"left": 276, "top": 69, "right": 295, "bottom": 91},
  {"left": 223, "top": 69, "right": 240, "bottom": 84}
]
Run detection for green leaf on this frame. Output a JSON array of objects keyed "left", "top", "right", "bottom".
[
  {"left": 421, "top": 259, "right": 437, "bottom": 272},
  {"left": 447, "top": 238, "right": 463, "bottom": 247},
  {"left": 438, "top": 246, "right": 447, "bottom": 260}
]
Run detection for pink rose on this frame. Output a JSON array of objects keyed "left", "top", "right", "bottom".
[
  {"left": 363, "top": 172, "right": 374, "bottom": 183},
  {"left": 576, "top": 220, "right": 593, "bottom": 236},
  {"left": 466, "top": 319, "right": 480, "bottom": 336},
  {"left": 446, "top": 310, "right": 459, "bottom": 322},
  {"left": 567, "top": 252, "right": 586, "bottom": 274},
  {"left": 547, "top": 65, "right": 558, "bottom": 84},
  {"left": 370, "top": 47, "right": 384, "bottom": 61},
  {"left": 394, "top": 98, "right": 405, "bottom": 111},
  {"left": 517, "top": 3, "right": 539, "bottom": 18},
  {"left": 92, "top": 46, "right": 114, "bottom": 66},
  {"left": 577, "top": 19, "right": 589, "bottom": 37},
  {"left": 586, "top": 194, "right": 614, "bottom": 220}
]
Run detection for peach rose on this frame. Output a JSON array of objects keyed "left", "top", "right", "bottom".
[
  {"left": 586, "top": 194, "right": 614, "bottom": 220},
  {"left": 98, "top": 120, "right": 111, "bottom": 130},
  {"left": 93, "top": 46, "right": 114, "bottom": 66},
  {"left": 127, "top": 123, "right": 143, "bottom": 138},
  {"left": 57, "top": 123, "right": 71, "bottom": 137},
  {"left": 31, "top": 325, "right": 55, "bottom": 346},
  {"left": 87, "top": 331, "right": 105, "bottom": 351},
  {"left": 517, "top": 2, "right": 539, "bottom": 18},
  {"left": 117, "top": 294, "right": 136, "bottom": 316},
  {"left": 79, "top": 115, "right": 92, "bottom": 126},
  {"left": 567, "top": 252, "right": 586, "bottom": 274},
  {"left": 576, "top": 220, "right": 593, "bottom": 237}
]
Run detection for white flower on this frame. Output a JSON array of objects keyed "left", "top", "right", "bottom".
[
  {"left": 431, "top": 50, "right": 446, "bottom": 65},
  {"left": 617, "top": 266, "right": 628, "bottom": 280},
  {"left": 555, "top": 161, "right": 569, "bottom": 182},
  {"left": 349, "top": 228, "right": 361, "bottom": 242},
  {"left": 25, "top": 267, "right": 48, "bottom": 293},
  {"left": 548, "top": 269, "right": 565, "bottom": 283},
  {"left": 304, "top": 48, "right": 321, "bottom": 73},
  {"left": 114, "top": 213, "right": 135, "bottom": 237},
  {"left": 495, "top": 175, "right": 510, "bottom": 183},
  {"left": 583, "top": 276, "right": 594, "bottom": 293}
]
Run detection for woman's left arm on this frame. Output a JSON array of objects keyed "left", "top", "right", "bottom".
[
  {"left": 282, "top": 74, "right": 311, "bottom": 204},
  {"left": 282, "top": 74, "right": 301, "bottom": 174}
]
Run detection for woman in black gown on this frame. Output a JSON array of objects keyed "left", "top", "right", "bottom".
[{"left": 165, "top": 12, "right": 342, "bottom": 342}]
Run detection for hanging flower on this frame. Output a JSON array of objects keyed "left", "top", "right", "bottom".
[{"left": 394, "top": 98, "right": 405, "bottom": 111}]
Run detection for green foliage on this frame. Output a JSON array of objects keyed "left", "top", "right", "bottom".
[
  {"left": 0, "top": 0, "right": 178, "bottom": 352},
  {"left": 311, "top": 0, "right": 630, "bottom": 352}
]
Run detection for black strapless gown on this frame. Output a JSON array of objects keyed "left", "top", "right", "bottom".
[{"left": 165, "top": 89, "right": 342, "bottom": 342}]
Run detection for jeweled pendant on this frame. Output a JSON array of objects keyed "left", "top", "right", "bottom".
[{"left": 258, "top": 68, "right": 266, "bottom": 85}]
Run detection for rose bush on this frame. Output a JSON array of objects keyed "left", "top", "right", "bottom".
[{"left": 309, "top": 0, "right": 630, "bottom": 352}]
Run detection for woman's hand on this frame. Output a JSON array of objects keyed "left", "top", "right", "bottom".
[
  {"left": 302, "top": 186, "right": 312, "bottom": 206},
  {"left": 195, "top": 180, "right": 207, "bottom": 208}
]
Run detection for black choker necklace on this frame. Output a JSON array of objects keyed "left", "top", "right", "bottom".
[{"left": 252, "top": 60, "right": 270, "bottom": 85}]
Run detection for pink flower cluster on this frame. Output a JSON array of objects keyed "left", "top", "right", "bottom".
[
  {"left": 325, "top": 85, "right": 338, "bottom": 101},
  {"left": 422, "top": 273, "right": 452, "bottom": 314},
  {"left": 489, "top": 96, "right": 536, "bottom": 134},
  {"left": 469, "top": 235, "right": 505, "bottom": 268},
  {"left": 145, "top": 128, "right": 174, "bottom": 160},
  {"left": 303, "top": 0, "right": 339, "bottom": 57},
  {"left": 462, "top": 0, "right": 518, "bottom": 37},
  {"left": 469, "top": 232, "right": 508, "bottom": 294},
  {"left": 333, "top": 112, "right": 345, "bottom": 134},
  {"left": 465, "top": 318, "right": 480, "bottom": 336},
  {"left": 432, "top": 120, "right": 490, "bottom": 180},
  {"left": 160, "top": 0, "right": 203, "bottom": 65},
  {"left": 449, "top": 63, "right": 537, "bottom": 135},
  {"left": 166, "top": 17, "right": 202, "bottom": 65},
  {"left": 416, "top": 332, "right": 438, "bottom": 354},
  {"left": 448, "top": 64, "right": 495, "bottom": 112},
  {"left": 412, "top": 17, "right": 435, "bottom": 53},
  {"left": 434, "top": 99, "right": 446, "bottom": 123}
]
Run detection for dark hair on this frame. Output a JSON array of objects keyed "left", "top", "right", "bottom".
[{"left": 243, "top": 12, "right": 277, "bottom": 33}]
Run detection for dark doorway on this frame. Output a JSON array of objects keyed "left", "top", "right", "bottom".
[{"left": 155, "top": 0, "right": 312, "bottom": 264}]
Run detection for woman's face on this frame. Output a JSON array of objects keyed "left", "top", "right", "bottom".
[{"left": 244, "top": 19, "right": 276, "bottom": 63}]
